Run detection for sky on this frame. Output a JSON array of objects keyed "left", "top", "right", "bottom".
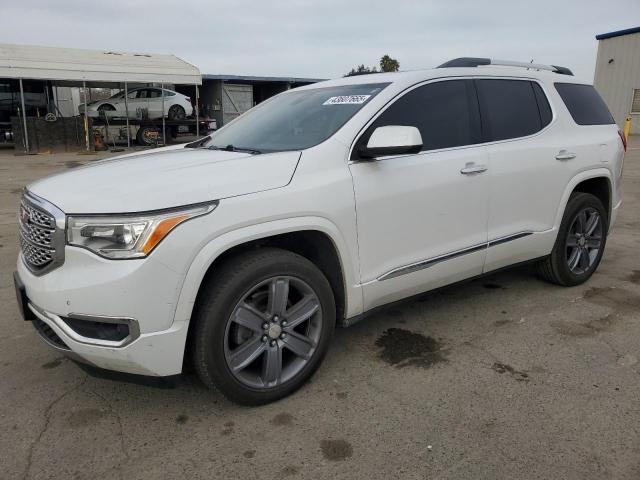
[{"left": 2, "top": 0, "right": 639, "bottom": 81}]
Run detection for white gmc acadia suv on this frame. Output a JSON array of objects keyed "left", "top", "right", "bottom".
[{"left": 15, "top": 58, "right": 625, "bottom": 405}]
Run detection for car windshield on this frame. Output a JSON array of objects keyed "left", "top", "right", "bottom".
[
  {"left": 204, "top": 83, "right": 389, "bottom": 153},
  {"left": 109, "top": 91, "right": 126, "bottom": 99}
]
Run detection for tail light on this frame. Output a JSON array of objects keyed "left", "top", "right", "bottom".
[{"left": 618, "top": 130, "right": 627, "bottom": 152}]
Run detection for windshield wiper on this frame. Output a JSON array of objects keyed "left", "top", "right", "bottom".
[{"left": 208, "top": 144, "right": 262, "bottom": 155}]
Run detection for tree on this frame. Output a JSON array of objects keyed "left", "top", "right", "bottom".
[
  {"left": 380, "top": 54, "right": 400, "bottom": 72},
  {"left": 345, "top": 64, "right": 379, "bottom": 77},
  {"left": 345, "top": 55, "right": 400, "bottom": 77}
]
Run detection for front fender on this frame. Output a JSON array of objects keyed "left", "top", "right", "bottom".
[{"left": 172, "top": 216, "right": 363, "bottom": 331}]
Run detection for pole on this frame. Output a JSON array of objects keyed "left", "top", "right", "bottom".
[
  {"left": 161, "top": 83, "right": 166, "bottom": 146},
  {"left": 124, "top": 82, "right": 130, "bottom": 148},
  {"left": 19, "top": 79, "right": 29, "bottom": 153},
  {"left": 195, "top": 84, "right": 199, "bottom": 137},
  {"left": 44, "top": 81, "right": 50, "bottom": 113},
  {"left": 623, "top": 115, "right": 631, "bottom": 142},
  {"left": 54, "top": 85, "right": 60, "bottom": 116},
  {"left": 82, "top": 81, "right": 90, "bottom": 151}
]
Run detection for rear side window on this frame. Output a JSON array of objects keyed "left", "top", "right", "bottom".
[
  {"left": 532, "top": 83, "right": 552, "bottom": 127},
  {"left": 355, "top": 79, "right": 480, "bottom": 155},
  {"left": 555, "top": 83, "right": 614, "bottom": 125},
  {"left": 476, "top": 79, "right": 548, "bottom": 142}
]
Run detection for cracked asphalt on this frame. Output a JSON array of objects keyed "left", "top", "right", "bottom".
[{"left": 1, "top": 140, "right": 639, "bottom": 479}]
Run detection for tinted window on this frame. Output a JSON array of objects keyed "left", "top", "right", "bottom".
[
  {"left": 477, "top": 79, "right": 543, "bottom": 141},
  {"left": 532, "top": 83, "right": 552, "bottom": 128},
  {"left": 355, "top": 80, "right": 479, "bottom": 156},
  {"left": 555, "top": 83, "right": 614, "bottom": 125}
]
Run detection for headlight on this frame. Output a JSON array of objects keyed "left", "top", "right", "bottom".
[{"left": 67, "top": 202, "right": 217, "bottom": 259}]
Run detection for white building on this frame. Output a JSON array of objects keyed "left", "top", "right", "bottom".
[{"left": 594, "top": 26, "right": 640, "bottom": 135}]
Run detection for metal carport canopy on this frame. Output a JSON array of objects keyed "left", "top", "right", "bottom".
[
  {"left": 0, "top": 43, "right": 201, "bottom": 84},
  {"left": 1, "top": 43, "right": 202, "bottom": 152}
]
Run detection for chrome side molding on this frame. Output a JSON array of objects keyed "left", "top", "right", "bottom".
[
  {"left": 487, "top": 231, "right": 533, "bottom": 248},
  {"left": 378, "top": 243, "right": 486, "bottom": 281},
  {"left": 378, "top": 231, "right": 533, "bottom": 281}
]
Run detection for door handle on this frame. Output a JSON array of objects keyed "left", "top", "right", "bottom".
[
  {"left": 555, "top": 150, "right": 576, "bottom": 161},
  {"left": 460, "top": 163, "right": 488, "bottom": 175}
]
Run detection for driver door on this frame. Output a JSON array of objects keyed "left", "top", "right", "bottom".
[
  {"left": 349, "top": 79, "right": 490, "bottom": 310},
  {"left": 114, "top": 89, "right": 142, "bottom": 118},
  {"left": 145, "top": 88, "right": 164, "bottom": 119}
]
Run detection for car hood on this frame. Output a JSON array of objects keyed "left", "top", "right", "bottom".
[{"left": 28, "top": 147, "right": 301, "bottom": 213}]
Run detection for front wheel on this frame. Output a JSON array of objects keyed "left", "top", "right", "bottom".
[
  {"left": 538, "top": 192, "right": 608, "bottom": 286},
  {"left": 136, "top": 125, "right": 161, "bottom": 146},
  {"left": 97, "top": 104, "right": 116, "bottom": 113},
  {"left": 192, "top": 248, "right": 336, "bottom": 405}
]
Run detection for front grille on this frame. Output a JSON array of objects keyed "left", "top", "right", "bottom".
[
  {"left": 21, "top": 220, "right": 54, "bottom": 246},
  {"left": 22, "top": 202, "right": 56, "bottom": 229},
  {"left": 18, "top": 193, "right": 65, "bottom": 274},
  {"left": 20, "top": 235, "right": 54, "bottom": 267}
]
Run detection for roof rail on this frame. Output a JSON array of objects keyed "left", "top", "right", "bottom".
[{"left": 437, "top": 57, "right": 573, "bottom": 76}]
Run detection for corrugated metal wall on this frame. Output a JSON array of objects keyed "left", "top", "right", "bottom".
[{"left": 594, "top": 32, "right": 640, "bottom": 134}]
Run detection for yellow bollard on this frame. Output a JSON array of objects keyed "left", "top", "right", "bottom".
[{"left": 623, "top": 116, "right": 631, "bottom": 142}]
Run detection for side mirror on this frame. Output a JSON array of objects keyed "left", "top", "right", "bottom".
[{"left": 358, "top": 125, "right": 423, "bottom": 159}]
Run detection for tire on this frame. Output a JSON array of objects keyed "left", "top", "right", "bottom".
[
  {"left": 537, "top": 192, "right": 608, "bottom": 286},
  {"left": 167, "top": 104, "right": 186, "bottom": 120},
  {"left": 192, "top": 248, "right": 336, "bottom": 405},
  {"left": 136, "top": 125, "right": 161, "bottom": 146}
]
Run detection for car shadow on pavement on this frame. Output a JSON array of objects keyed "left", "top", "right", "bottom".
[{"left": 73, "top": 360, "right": 204, "bottom": 391}]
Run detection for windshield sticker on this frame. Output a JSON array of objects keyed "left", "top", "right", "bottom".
[{"left": 323, "top": 95, "right": 371, "bottom": 105}]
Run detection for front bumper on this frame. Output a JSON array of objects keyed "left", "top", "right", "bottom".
[
  {"left": 25, "top": 298, "right": 189, "bottom": 376},
  {"left": 16, "top": 244, "right": 192, "bottom": 376},
  {"left": 609, "top": 199, "right": 622, "bottom": 234}
]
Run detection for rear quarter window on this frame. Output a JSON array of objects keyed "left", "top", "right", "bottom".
[{"left": 554, "top": 83, "right": 614, "bottom": 126}]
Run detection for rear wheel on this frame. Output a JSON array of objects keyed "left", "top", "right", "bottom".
[
  {"left": 538, "top": 192, "right": 607, "bottom": 286},
  {"left": 192, "top": 248, "right": 335, "bottom": 405},
  {"left": 168, "top": 104, "right": 186, "bottom": 120}
]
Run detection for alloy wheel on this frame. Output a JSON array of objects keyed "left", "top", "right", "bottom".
[
  {"left": 565, "top": 207, "right": 603, "bottom": 275},
  {"left": 223, "top": 276, "right": 323, "bottom": 389},
  {"left": 169, "top": 105, "right": 185, "bottom": 120}
]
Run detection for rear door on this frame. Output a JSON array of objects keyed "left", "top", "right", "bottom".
[
  {"left": 349, "top": 79, "right": 490, "bottom": 310},
  {"left": 478, "top": 78, "right": 575, "bottom": 271}
]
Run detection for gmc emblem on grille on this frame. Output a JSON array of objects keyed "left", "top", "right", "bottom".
[{"left": 20, "top": 206, "right": 30, "bottom": 225}]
